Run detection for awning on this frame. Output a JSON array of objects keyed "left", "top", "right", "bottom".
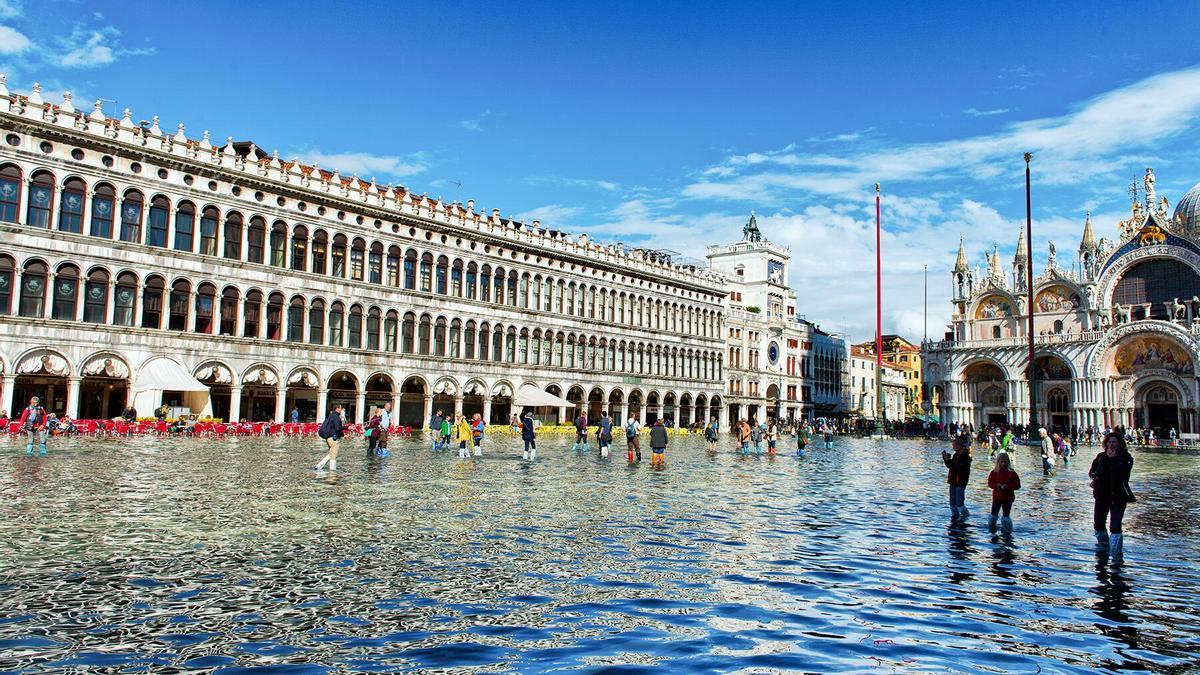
[
  {"left": 514, "top": 385, "right": 574, "bottom": 408},
  {"left": 132, "top": 358, "right": 210, "bottom": 392}
]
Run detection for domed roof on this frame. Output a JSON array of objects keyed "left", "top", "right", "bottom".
[{"left": 1173, "top": 180, "right": 1200, "bottom": 230}]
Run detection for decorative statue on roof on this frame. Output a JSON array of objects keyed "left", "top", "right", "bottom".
[
  {"left": 1047, "top": 241, "right": 1056, "bottom": 270},
  {"left": 1144, "top": 167, "right": 1156, "bottom": 208},
  {"left": 743, "top": 211, "right": 762, "bottom": 242}
]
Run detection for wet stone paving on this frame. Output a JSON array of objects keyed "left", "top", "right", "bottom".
[{"left": 0, "top": 431, "right": 1198, "bottom": 673}]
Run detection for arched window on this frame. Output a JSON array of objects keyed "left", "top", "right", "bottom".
[
  {"left": 243, "top": 290, "right": 262, "bottom": 338},
  {"left": 401, "top": 312, "right": 416, "bottom": 354},
  {"left": 435, "top": 256, "right": 448, "bottom": 294},
  {"left": 403, "top": 249, "right": 417, "bottom": 289},
  {"left": 506, "top": 327, "right": 517, "bottom": 362},
  {"left": 478, "top": 322, "right": 490, "bottom": 361},
  {"left": 246, "top": 216, "right": 265, "bottom": 263},
  {"left": 195, "top": 283, "right": 217, "bottom": 333},
  {"left": 531, "top": 331, "right": 542, "bottom": 365},
  {"left": 169, "top": 279, "right": 191, "bottom": 330},
  {"left": 492, "top": 324, "right": 503, "bottom": 361},
  {"left": 270, "top": 221, "right": 287, "bottom": 267},
  {"left": 311, "top": 230, "right": 328, "bottom": 274},
  {"left": 26, "top": 171, "right": 54, "bottom": 228},
  {"left": 557, "top": 280, "right": 565, "bottom": 313},
  {"left": 493, "top": 267, "right": 505, "bottom": 304},
  {"left": 366, "top": 307, "right": 381, "bottom": 350},
  {"left": 451, "top": 260, "right": 463, "bottom": 297},
  {"left": 518, "top": 328, "right": 528, "bottom": 364},
  {"left": 479, "top": 265, "right": 491, "bottom": 302},
  {"left": 464, "top": 320, "right": 476, "bottom": 359},
  {"left": 83, "top": 268, "right": 109, "bottom": 323},
  {"left": 223, "top": 212, "right": 244, "bottom": 260},
  {"left": 219, "top": 287, "right": 238, "bottom": 335},
  {"left": 384, "top": 310, "right": 398, "bottom": 351},
  {"left": 419, "top": 253, "right": 432, "bottom": 292},
  {"left": 466, "top": 262, "right": 477, "bottom": 300},
  {"left": 287, "top": 296, "right": 305, "bottom": 342},
  {"left": 199, "top": 207, "right": 219, "bottom": 256},
  {"left": 329, "top": 302, "right": 345, "bottom": 347},
  {"left": 368, "top": 242, "right": 383, "bottom": 284},
  {"left": 386, "top": 246, "right": 400, "bottom": 286},
  {"left": 418, "top": 314, "right": 432, "bottom": 355},
  {"left": 18, "top": 260, "right": 46, "bottom": 317},
  {"left": 114, "top": 272, "right": 136, "bottom": 326},
  {"left": 449, "top": 319, "right": 461, "bottom": 358},
  {"left": 350, "top": 238, "right": 366, "bottom": 281},
  {"left": 434, "top": 317, "right": 447, "bottom": 357},
  {"left": 142, "top": 276, "right": 164, "bottom": 328},
  {"left": 991, "top": 325, "right": 1001, "bottom": 339},
  {"left": 347, "top": 305, "right": 363, "bottom": 348},
  {"left": 174, "top": 201, "right": 195, "bottom": 252},
  {"left": 59, "top": 177, "right": 86, "bottom": 233},
  {"left": 1112, "top": 259, "right": 1200, "bottom": 320},
  {"left": 291, "top": 225, "right": 308, "bottom": 272},
  {"left": 265, "top": 292, "right": 284, "bottom": 340},
  {"left": 308, "top": 299, "right": 325, "bottom": 344},
  {"left": 544, "top": 278, "right": 554, "bottom": 311},
  {"left": 507, "top": 271, "right": 517, "bottom": 307},
  {"left": 52, "top": 264, "right": 79, "bottom": 320},
  {"left": 119, "top": 190, "right": 143, "bottom": 242},
  {"left": 1053, "top": 319, "right": 1064, "bottom": 334},
  {"left": 90, "top": 183, "right": 115, "bottom": 237},
  {"left": 0, "top": 165, "right": 21, "bottom": 223},
  {"left": 0, "top": 256, "right": 15, "bottom": 314},
  {"left": 147, "top": 196, "right": 169, "bottom": 247},
  {"left": 331, "top": 234, "right": 347, "bottom": 277}
]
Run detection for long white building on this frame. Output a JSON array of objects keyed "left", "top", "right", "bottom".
[
  {"left": 923, "top": 168, "right": 1200, "bottom": 438},
  {"left": 0, "top": 79, "right": 730, "bottom": 427}
]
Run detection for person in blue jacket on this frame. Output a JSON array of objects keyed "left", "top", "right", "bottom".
[
  {"left": 315, "top": 404, "right": 345, "bottom": 471},
  {"left": 521, "top": 411, "right": 537, "bottom": 461}
]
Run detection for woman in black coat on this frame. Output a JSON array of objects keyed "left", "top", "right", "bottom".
[{"left": 1090, "top": 431, "right": 1135, "bottom": 556}]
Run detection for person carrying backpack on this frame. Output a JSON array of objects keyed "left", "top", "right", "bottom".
[
  {"left": 597, "top": 411, "right": 613, "bottom": 459},
  {"left": 19, "top": 396, "right": 48, "bottom": 457},
  {"left": 625, "top": 416, "right": 641, "bottom": 463},
  {"left": 365, "top": 406, "right": 382, "bottom": 456},
  {"left": 315, "top": 404, "right": 346, "bottom": 471},
  {"left": 571, "top": 411, "right": 589, "bottom": 452}
]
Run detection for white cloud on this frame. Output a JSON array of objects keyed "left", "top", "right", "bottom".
[
  {"left": 513, "top": 204, "right": 583, "bottom": 226},
  {"left": 298, "top": 149, "right": 429, "bottom": 179},
  {"left": 55, "top": 25, "right": 153, "bottom": 69},
  {"left": 963, "top": 107, "right": 1010, "bottom": 117},
  {"left": 0, "top": 0, "right": 21, "bottom": 20},
  {"left": 524, "top": 175, "right": 620, "bottom": 192},
  {"left": 0, "top": 25, "right": 30, "bottom": 54},
  {"left": 685, "top": 64, "right": 1200, "bottom": 203},
  {"left": 457, "top": 119, "right": 482, "bottom": 132}
]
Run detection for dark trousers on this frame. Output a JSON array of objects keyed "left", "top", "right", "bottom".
[
  {"left": 990, "top": 499, "right": 1013, "bottom": 517},
  {"left": 367, "top": 434, "right": 378, "bottom": 454},
  {"left": 1094, "top": 500, "right": 1127, "bottom": 534},
  {"left": 524, "top": 438, "right": 536, "bottom": 452}
]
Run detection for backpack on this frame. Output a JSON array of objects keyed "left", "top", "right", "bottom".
[{"left": 626, "top": 421, "right": 637, "bottom": 439}]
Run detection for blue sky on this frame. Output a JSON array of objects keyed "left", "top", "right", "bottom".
[{"left": 3, "top": 0, "right": 1200, "bottom": 342}]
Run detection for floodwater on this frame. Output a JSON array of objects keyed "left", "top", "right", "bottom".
[{"left": 0, "top": 431, "right": 1198, "bottom": 674}]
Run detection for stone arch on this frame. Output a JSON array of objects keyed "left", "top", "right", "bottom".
[
  {"left": 959, "top": 356, "right": 1015, "bottom": 382},
  {"left": 1032, "top": 351, "right": 1076, "bottom": 380},
  {"left": 285, "top": 366, "right": 321, "bottom": 422},
  {"left": 1086, "top": 321, "right": 1200, "bottom": 378},
  {"left": 77, "top": 351, "right": 131, "bottom": 419},
  {"left": 1096, "top": 244, "right": 1200, "bottom": 312},
  {"left": 240, "top": 363, "right": 280, "bottom": 387}
]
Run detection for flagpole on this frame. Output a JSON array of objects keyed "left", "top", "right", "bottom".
[
  {"left": 1025, "top": 153, "right": 1037, "bottom": 429},
  {"left": 875, "top": 183, "right": 884, "bottom": 439}
]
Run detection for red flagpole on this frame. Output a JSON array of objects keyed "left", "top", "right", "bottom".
[{"left": 875, "top": 183, "right": 883, "bottom": 435}]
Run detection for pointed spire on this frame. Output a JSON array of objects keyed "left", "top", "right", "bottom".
[
  {"left": 1081, "top": 210, "right": 1096, "bottom": 249},
  {"left": 988, "top": 243, "right": 1002, "bottom": 278},
  {"left": 1013, "top": 228, "right": 1027, "bottom": 264},
  {"left": 953, "top": 237, "right": 968, "bottom": 272}
]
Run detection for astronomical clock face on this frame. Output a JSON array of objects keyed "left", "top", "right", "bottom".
[{"left": 768, "top": 341, "right": 779, "bottom": 365}]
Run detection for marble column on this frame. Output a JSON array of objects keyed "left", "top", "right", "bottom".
[
  {"left": 422, "top": 394, "right": 433, "bottom": 428},
  {"left": 228, "top": 385, "right": 242, "bottom": 423},
  {"left": 558, "top": 405, "right": 567, "bottom": 425},
  {"left": 1, "top": 376, "right": 15, "bottom": 415},
  {"left": 453, "top": 394, "right": 463, "bottom": 418},
  {"left": 66, "top": 376, "right": 82, "bottom": 418},
  {"left": 316, "top": 388, "right": 327, "bottom": 422},
  {"left": 483, "top": 397, "right": 492, "bottom": 425},
  {"left": 275, "top": 387, "right": 287, "bottom": 424},
  {"left": 354, "top": 390, "right": 366, "bottom": 424}
]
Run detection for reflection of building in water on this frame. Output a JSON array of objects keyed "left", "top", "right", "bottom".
[{"left": 924, "top": 169, "right": 1200, "bottom": 437}]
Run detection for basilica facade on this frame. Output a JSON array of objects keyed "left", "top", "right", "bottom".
[
  {"left": 0, "top": 79, "right": 729, "bottom": 427},
  {"left": 923, "top": 169, "right": 1200, "bottom": 438}
]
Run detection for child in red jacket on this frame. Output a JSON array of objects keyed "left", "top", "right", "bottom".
[{"left": 987, "top": 452, "right": 1021, "bottom": 532}]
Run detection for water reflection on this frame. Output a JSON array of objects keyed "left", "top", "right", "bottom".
[{"left": 0, "top": 433, "right": 1197, "bottom": 672}]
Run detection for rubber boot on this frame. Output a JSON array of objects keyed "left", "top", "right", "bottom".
[
  {"left": 1094, "top": 530, "right": 1110, "bottom": 546},
  {"left": 458, "top": 447, "right": 467, "bottom": 459},
  {"left": 25, "top": 443, "right": 33, "bottom": 456},
  {"left": 628, "top": 450, "right": 635, "bottom": 463},
  {"left": 960, "top": 506, "right": 969, "bottom": 519},
  {"left": 38, "top": 443, "right": 46, "bottom": 456},
  {"left": 522, "top": 449, "right": 529, "bottom": 460},
  {"left": 988, "top": 514, "right": 998, "bottom": 531},
  {"left": 329, "top": 458, "right": 337, "bottom": 471},
  {"left": 1001, "top": 517, "right": 1013, "bottom": 533},
  {"left": 315, "top": 455, "right": 330, "bottom": 470},
  {"left": 1109, "top": 533, "right": 1124, "bottom": 557},
  {"left": 601, "top": 447, "right": 609, "bottom": 459},
  {"left": 473, "top": 447, "right": 481, "bottom": 457},
  {"left": 529, "top": 447, "right": 536, "bottom": 461}
]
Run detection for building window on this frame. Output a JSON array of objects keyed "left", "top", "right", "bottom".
[
  {"left": 350, "top": 239, "right": 365, "bottom": 281},
  {"left": 0, "top": 165, "right": 21, "bottom": 223},
  {"left": 331, "top": 235, "right": 347, "bottom": 278},
  {"left": 401, "top": 313, "right": 415, "bottom": 354},
  {"left": 219, "top": 287, "right": 237, "bottom": 335},
  {"left": 147, "top": 196, "right": 169, "bottom": 247},
  {"left": 386, "top": 247, "right": 400, "bottom": 286},
  {"left": 114, "top": 272, "right": 136, "bottom": 326},
  {"left": 19, "top": 261, "right": 47, "bottom": 317},
  {"left": 51, "top": 265, "right": 78, "bottom": 320},
  {"left": 328, "top": 302, "right": 343, "bottom": 347},
  {"left": 0, "top": 256, "right": 15, "bottom": 314},
  {"left": 83, "top": 268, "right": 108, "bottom": 323},
  {"left": 464, "top": 321, "right": 476, "bottom": 359},
  {"left": 59, "top": 178, "right": 85, "bottom": 233},
  {"left": 199, "top": 207, "right": 219, "bottom": 256},
  {"left": 142, "top": 276, "right": 164, "bottom": 328},
  {"left": 403, "top": 250, "right": 417, "bottom": 289},
  {"left": 90, "top": 184, "right": 115, "bottom": 237},
  {"left": 419, "top": 253, "right": 432, "bottom": 292},
  {"left": 368, "top": 243, "right": 383, "bottom": 284},
  {"left": 366, "top": 308, "right": 381, "bottom": 350},
  {"left": 451, "top": 262, "right": 462, "bottom": 297},
  {"left": 287, "top": 297, "right": 304, "bottom": 342},
  {"left": 992, "top": 325, "right": 1001, "bottom": 339},
  {"left": 312, "top": 231, "right": 328, "bottom": 275},
  {"left": 309, "top": 300, "right": 325, "bottom": 344},
  {"left": 174, "top": 201, "right": 195, "bottom": 252},
  {"left": 168, "top": 279, "right": 191, "bottom": 331},
  {"left": 270, "top": 222, "right": 287, "bottom": 267},
  {"left": 243, "top": 291, "right": 262, "bottom": 338},
  {"left": 347, "top": 305, "right": 362, "bottom": 348},
  {"left": 449, "top": 319, "right": 461, "bottom": 358},
  {"left": 384, "top": 311, "right": 397, "bottom": 351},
  {"left": 247, "top": 217, "right": 266, "bottom": 264},
  {"left": 292, "top": 226, "right": 309, "bottom": 272},
  {"left": 434, "top": 317, "right": 446, "bottom": 357},
  {"left": 224, "top": 213, "right": 244, "bottom": 260},
  {"left": 195, "top": 284, "right": 216, "bottom": 334},
  {"left": 435, "top": 256, "right": 448, "bottom": 294},
  {"left": 418, "top": 315, "right": 431, "bottom": 355},
  {"left": 26, "top": 171, "right": 54, "bottom": 228},
  {"left": 265, "top": 293, "right": 284, "bottom": 340},
  {"left": 119, "top": 191, "right": 143, "bottom": 242},
  {"left": 466, "top": 263, "right": 477, "bottom": 300}
]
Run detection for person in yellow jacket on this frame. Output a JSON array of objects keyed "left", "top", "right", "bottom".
[{"left": 455, "top": 413, "right": 474, "bottom": 459}]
